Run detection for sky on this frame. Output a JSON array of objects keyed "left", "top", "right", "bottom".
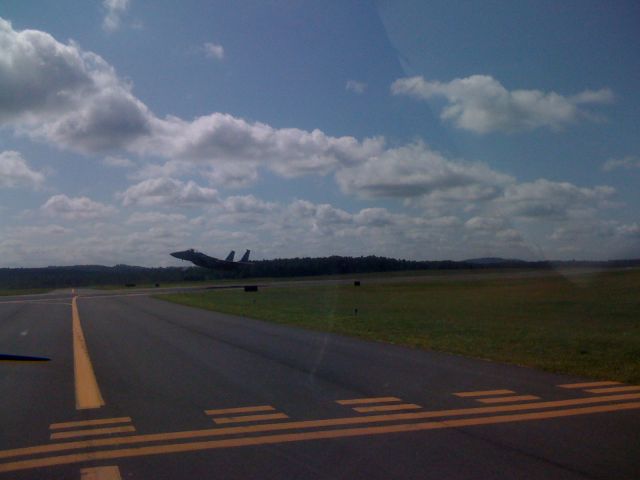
[{"left": 0, "top": 0, "right": 638, "bottom": 267}]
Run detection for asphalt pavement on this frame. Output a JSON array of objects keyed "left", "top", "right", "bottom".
[{"left": 0, "top": 286, "right": 638, "bottom": 479}]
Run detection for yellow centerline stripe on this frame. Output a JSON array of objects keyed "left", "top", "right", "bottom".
[
  {"left": 354, "top": 404, "right": 422, "bottom": 413},
  {"left": 2, "top": 402, "right": 639, "bottom": 474},
  {"left": 50, "top": 426, "right": 136, "bottom": 441},
  {"left": 50, "top": 417, "right": 132, "bottom": 430},
  {"left": 454, "top": 389, "right": 515, "bottom": 397},
  {"left": 205, "top": 405, "right": 275, "bottom": 416},
  {"left": 213, "top": 413, "right": 289, "bottom": 424},
  {"left": 72, "top": 297, "right": 105, "bottom": 410},
  {"left": 80, "top": 465, "right": 121, "bottom": 480},
  {"left": 585, "top": 386, "right": 640, "bottom": 394},
  {"left": 558, "top": 381, "right": 621, "bottom": 389},
  {"left": 336, "top": 397, "right": 401, "bottom": 405},
  {"left": 477, "top": 395, "right": 540, "bottom": 404},
  {"left": 2, "top": 392, "right": 639, "bottom": 461}
]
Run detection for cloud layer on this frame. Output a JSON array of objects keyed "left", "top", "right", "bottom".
[
  {"left": 0, "top": 18, "right": 383, "bottom": 188},
  {"left": 0, "top": 17, "right": 633, "bottom": 266}
]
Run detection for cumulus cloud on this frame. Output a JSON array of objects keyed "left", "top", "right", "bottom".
[
  {"left": 221, "top": 195, "right": 276, "bottom": 214},
  {"left": 617, "top": 223, "right": 640, "bottom": 238},
  {"left": 144, "top": 113, "right": 385, "bottom": 177},
  {"left": 203, "top": 42, "right": 224, "bottom": 60},
  {"left": 118, "top": 178, "right": 219, "bottom": 207},
  {"left": 0, "top": 18, "right": 384, "bottom": 186},
  {"left": 0, "top": 18, "right": 152, "bottom": 153},
  {"left": 391, "top": 75, "right": 613, "bottom": 133},
  {"left": 602, "top": 155, "right": 640, "bottom": 172},
  {"left": 336, "top": 142, "right": 513, "bottom": 202},
  {"left": 41, "top": 194, "right": 116, "bottom": 220},
  {"left": 103, "top": 0, "right": 130, "bottom": 32},
  {"left": 126, "top": 211, "right": 188, "bottom": 225},
  {"left": 346, "top": 80, "right": 367, "bottom": 94},
  {"left": 202, "top": 163, "right": 259, "bottom": 189},
  {"left": 498, "top": 179, "right": 615, "bottom": 220},
  {"left": 0, "top": 151, "right": 45, "bottom": 188}
]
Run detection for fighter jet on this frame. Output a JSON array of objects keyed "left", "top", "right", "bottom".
[{"left": 170, "top": 249, "right": 251, "bottom": 270}]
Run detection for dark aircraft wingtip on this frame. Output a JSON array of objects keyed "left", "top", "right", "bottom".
[{"left": 0, "top": 353, "right": 51, "bottom": 362}]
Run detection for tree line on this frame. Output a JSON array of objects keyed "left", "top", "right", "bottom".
[{"left": 1, "top": 256, "right": 638, "bottom": 290}]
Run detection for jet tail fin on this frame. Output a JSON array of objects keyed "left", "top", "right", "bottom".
[
  {"left": 225, "top": 250, "right": 235, "bottom": 262},
  {"left": 240, "top": 249, "right": 250, "bottom": 263}
]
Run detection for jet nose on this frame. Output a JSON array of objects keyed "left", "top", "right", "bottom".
[{"left": 170, "top": 251, "right": 181, "bottom": 259}]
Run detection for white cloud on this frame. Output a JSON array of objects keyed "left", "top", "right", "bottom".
[
  {"left": 203, "top": 42, "right": 224, "bottom": 60},
  {"left": 144, "top": 113, "right": 385, "bottom": 177},
  {"left": 602, "top": 156, "right": 640, "bottom": 172},
  {"left": 103, "top": 0, "right": 130, "bottom": 32},
  {"left": 103, "top": 155, "right": 134, "bottom": 168},
  {"left": 617, "top": 223, "right": 640, "bottom": 238},
  {"left": 126, "top": 211, "right": 188, "bottom": 225},
  {"left": 391, "top": 75, "right": 613, "bottom": 133},
  {"left": 0, "top": 18, "right": 384, "bottom": 187},
  {"left": 346, "top": 80, "right": 367, "bottom": 94},
  {"left": 0, "top": 151, "right": 45, "bottom": 188},
  {"left": 41, "top": 194, "right": 116, "bottom": 220},
  {"left": 0, "top": 18, "right": 152, "bottom": 153},
  {"left": 221, "top": 195, "right": 276, "bottom": 214},
  {"left": 336, "top": 142, "right": 513, "bottom": 202},
  {"left": 498, "top": 179, "right": 615, "bottom": 220},
  {"left": 202, "top": 163, "right": 259, "bottom": 189},
  {"left": 118, "top": 178, "right": 219, "bottom": 207}
]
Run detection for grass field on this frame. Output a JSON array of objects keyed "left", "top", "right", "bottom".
[
  {"left": 0, "top": 289, "right": 50, "bottom": 296},
  {"left": 159, "top": 268, "right": 640, "bottom": 383}
]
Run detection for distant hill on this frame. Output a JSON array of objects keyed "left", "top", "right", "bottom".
[{"left": 463, "top": 257, "right": 527, "bottom": 265}]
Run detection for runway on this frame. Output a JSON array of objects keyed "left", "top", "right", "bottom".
[{"left": 0, "top": 286, "right": 638, "bottom": 479}]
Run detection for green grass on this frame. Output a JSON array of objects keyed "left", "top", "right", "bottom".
[
  {"left": 92, "top": 267, "right": 547, "bottom": 290},
  {"left": 158, "top": 269, "right": 640, "bottom": 383},
  {"left": 0, "top": 288, "right": 50, "bottom": 296}
]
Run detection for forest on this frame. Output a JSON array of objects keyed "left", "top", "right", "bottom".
[{"left": 1, "top": 256, "right": 638, "bottom": 290}]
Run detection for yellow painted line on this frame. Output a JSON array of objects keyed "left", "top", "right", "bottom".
[
  {"left": 454, "top": 389, "right": 515, "bottom": 397},
  {"left": 2, "top": 392, "right": 639, "bottom": 461},
  {"left": 80, "top": 465, "right": 121, "bottom": 480},
  {"left": 558, "top": 381, "right": 621, "bottom": 389},
  {"left": 50, "top": 417, "right": 131, "bottom": 430},
  {"left": 336, "top": 397, "right": 401, "bottom": 405},
  {"left": 72, "top": 297, "right": 105, "bottom": 410},
  {"left": 354, "top": 403, "right": 422, "bottom": 413},
  {"left": 50, "top": 426, "right": 135, "bottom": 441},
  {"left": 585, "top": 386, "right": 640, "bottom": 394},
  {"left": 477, "top": 395, "right": 540, "bottom": 404},
  {"left": 213, "top": 413, "right": 289, "bottom": 424},
  {"left": 205, "top": 405, "right": 275, "bottom": 416},
  {"left": 2, "top": 402, "right": 639, "bottom": 474}
]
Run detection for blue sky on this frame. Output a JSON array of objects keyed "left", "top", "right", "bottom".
[{"left": 0, "top": 1, "right": 638, "bottom": 266}]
